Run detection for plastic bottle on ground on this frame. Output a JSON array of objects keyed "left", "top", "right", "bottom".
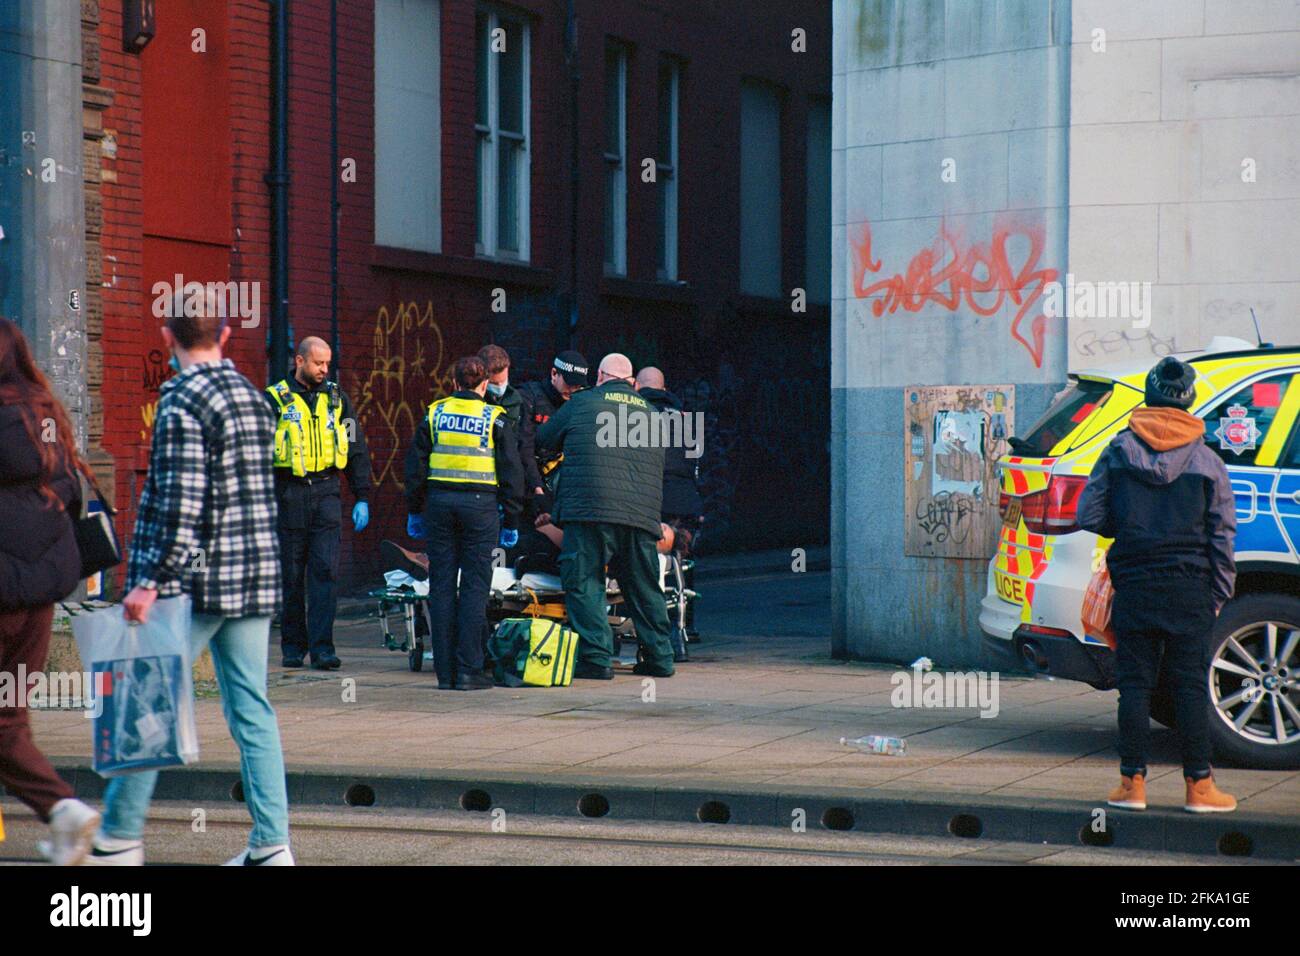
[{"left": 840, "top": 735, "right": 907, "bottom": 756}]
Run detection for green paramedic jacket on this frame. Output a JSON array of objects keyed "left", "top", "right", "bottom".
[{"left": 535, "top": 380, "right": 664, "bottom": 536}]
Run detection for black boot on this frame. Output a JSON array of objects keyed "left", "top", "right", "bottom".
[
  {"left": 454, "top": 672, "right": 494, "bottom": 691},
  {"left": 632, "top": 661, "right": 674, "bottom": 678}
]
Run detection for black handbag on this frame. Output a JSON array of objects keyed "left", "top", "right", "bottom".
[{"left": 73, "top": 478, "right": 121, "bottom": 580}]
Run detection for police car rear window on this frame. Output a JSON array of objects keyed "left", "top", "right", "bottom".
[{"left": 1009, "top": 380, "right": 1113, "bottom": 458}]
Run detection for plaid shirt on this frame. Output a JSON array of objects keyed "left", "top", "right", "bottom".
[{"left": 127, "top": 359, "right": 281, "bottom": 617}]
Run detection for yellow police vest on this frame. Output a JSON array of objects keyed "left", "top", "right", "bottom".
[
  {"left": 427, "top": 395, "right": 502, "bottom": 489},
  {"left": 267, "top": 379, "right": 349, "bottom": 477}
]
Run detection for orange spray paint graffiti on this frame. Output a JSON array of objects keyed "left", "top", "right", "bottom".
[
  {"left": 351, "top": 300, "right": 456, "bottom": 489},
  {"left": 850, "top": 219, "right": 1059, "bottom": 368}
]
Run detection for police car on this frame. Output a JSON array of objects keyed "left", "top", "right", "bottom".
[{"left": 979, "top": 339, "right": 1300, "bottom": 769}]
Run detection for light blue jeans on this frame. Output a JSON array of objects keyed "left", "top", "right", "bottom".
[{"left": 102, "top": 613, "right": 289, "bottom": 848}]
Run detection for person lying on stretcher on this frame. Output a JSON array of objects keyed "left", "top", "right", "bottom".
[{"left": 531, "top": 511, "right": 675, "bottom": 555}]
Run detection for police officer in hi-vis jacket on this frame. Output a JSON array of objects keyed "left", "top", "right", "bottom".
[
  {"left": 265, "top": 336, "right": 371, "bottom": 670},
  {"left": 404, "top": 355, "right": 524, "bottom": 690}
]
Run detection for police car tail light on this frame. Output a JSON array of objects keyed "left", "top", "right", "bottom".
[
  {"left": 998, "top": 489, "right": 1011, "bottom": 518},
  {"left": 1020, "top": 475, "right": 1088, "bottom": 535}
]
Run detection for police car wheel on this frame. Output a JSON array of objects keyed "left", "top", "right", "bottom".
[{"left": 1205, "top": 593, "right": 1300, "bottom": 771}]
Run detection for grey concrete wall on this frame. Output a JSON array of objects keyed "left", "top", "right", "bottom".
[
  {"left": 831, "top": 0, "right": 1072, "bottom": 666},
  {"left": 1067, "top": 0, "right": 1300, "bottom": 367},
  {"left": 0, "top": 1, "right": 87, "bottom": 448}
]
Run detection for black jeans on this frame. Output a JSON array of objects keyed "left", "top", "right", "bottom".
[
  {"left": 277, "top": 476, "right": 342, "bottom": 662},
  {"left": 1112, "top": 579, "right": 1215, "bottom": 780},
  {"left": 424, "top": 488, "right": 499, "bottom": 683}
]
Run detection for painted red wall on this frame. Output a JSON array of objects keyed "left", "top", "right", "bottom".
[{"left": 98, "top": 0, "right": 270, "bottom": 593}]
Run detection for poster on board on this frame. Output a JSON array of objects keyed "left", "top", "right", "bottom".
[{"left": 904, "top": 385, "right": 1015, "bottom": 559}]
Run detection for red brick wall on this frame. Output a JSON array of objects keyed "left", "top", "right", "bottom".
[{"left": 96, "top": 0, "right": 831, "bottom": 593}]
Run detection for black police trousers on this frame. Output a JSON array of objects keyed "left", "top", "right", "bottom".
[
  {"left": 277, "top": 475, "right": 342, "bottom": 662},
  {"left": 424, "top": 487, "right": 499, "bottom": 683}
]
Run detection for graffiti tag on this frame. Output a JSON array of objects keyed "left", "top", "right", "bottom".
[
  {"left": 850, "top": 219, "right": 1059, "bottom": 368},
  {"left": 914, "top": 491, "right": 977, "bottom": 545}
]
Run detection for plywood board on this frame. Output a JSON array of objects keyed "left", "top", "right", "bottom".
[{"left": 904, "top": 385, "right": 1015, "bottom": 559}]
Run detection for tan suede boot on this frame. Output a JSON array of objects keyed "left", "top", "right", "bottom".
[
  {"left": 1184, "top": 774, "right": 1237, "bottom": 813},
  {"left": 1107, "top": 773, "right": 1147, "bottom": 811}
]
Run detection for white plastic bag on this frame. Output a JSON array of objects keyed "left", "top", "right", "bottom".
[{"left": 72, "top": 595, "right": 200, "bottom": 777}]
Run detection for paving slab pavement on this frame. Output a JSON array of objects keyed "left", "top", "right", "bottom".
[{"left": 22, "top": 569, "right": 1300, "bottom": 857}]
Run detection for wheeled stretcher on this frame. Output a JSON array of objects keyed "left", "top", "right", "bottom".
[{"left": 370, "top": 549, "right": 696, "bottom": 672}]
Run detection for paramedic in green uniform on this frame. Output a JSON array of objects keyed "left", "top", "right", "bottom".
[{"left": 535, "top": 353, "right": 675, "bottom": 679}]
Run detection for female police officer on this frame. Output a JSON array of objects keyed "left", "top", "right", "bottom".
[{"left": 404, "top": 356, "right": 524, "bottom": 689}]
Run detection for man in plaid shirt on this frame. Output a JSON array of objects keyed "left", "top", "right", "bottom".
[{"left": 88, "top": 301, "right": 295, "bottom": 867}]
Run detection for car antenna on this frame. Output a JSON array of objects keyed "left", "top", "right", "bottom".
[{"left": 1250, "top": 307, "right": 1274, "bottom": 349}]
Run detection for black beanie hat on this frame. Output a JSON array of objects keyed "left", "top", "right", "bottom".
[{"left": 1144, "top": 356, "right": 1197, "bottom": 410}]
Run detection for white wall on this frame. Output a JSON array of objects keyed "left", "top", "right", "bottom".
[{"left": 1068, "top": 0, "right": 1300, "bottom": 367}]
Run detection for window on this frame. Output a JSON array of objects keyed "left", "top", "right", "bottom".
[
  {"left": 1282, "top": 412, "right": 1300, "bottom": 469},
  {"left": 1202, "top": 373, "right": 1294, "bottom": 467},
  {"left": 739, "top": 79, "right": 782, "bottom": 298},
  {"left": 1012, "top": 378, "right": 1116, "bottom": 458},
  {"left": 805, "top": 98, "right": 830, "bottom": 304},
  {"left": 475, "top": 7, "right": 530, "bottom": 260},
  {"left": 375, "top": 0, "right": 441, "bottom": 253},
  {"left": 656, "top": 58, "right": 680, "bottom": 281},
  {"left": 1281, "top": 395, "right": 1300, "bottom": 468},
  {"left": 603, "top": 42, "right": 628, "bottom": 276}
]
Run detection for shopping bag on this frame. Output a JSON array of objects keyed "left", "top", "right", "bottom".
[
  {"left": 1081, "top": 555, "right": 1116, "bottom": 650},
  {"left": 72, "top": 595, "right": 200, "bottom": 777}
]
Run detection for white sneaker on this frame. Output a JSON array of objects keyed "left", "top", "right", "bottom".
[
  {"left": 224, "top": 844, "right": 295, "bottom": 866},
  {"left": 81, "top": 835, "right": 145, "bottom": 866},
  {"left": 44, "top": 799, "right": 101, "bottom": 866}
]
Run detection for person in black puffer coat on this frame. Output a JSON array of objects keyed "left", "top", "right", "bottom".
[
  {"left": 635, "top": 366, "right": 704, "bottom": 646},
  {"left": 633, "top": 367, "right": 703, "bottom": 527},
  {"left": 0, "top": 317, "right": 103, "bottom": 863}
]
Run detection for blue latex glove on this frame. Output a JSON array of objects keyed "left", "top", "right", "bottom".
[
  {"left": 499, "top": 528, "right": 519, "bottom": 549},
  {"left": 406, "top": 514, "right": 426, "bottom": 540},
  {"left": 352, "top": 501, "right": 369, "bottom": 532}
]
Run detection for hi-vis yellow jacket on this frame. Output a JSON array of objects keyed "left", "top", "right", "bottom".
[
  {"left": 267, "top": 379, "right": 349, "bottom": 477},
  {"left": 426, "top": 395, "right": 502, "bottom": 489}
]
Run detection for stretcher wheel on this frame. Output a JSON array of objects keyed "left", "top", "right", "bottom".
[{"left": 409, "top": 642, "right": 424, "bottom": 672}]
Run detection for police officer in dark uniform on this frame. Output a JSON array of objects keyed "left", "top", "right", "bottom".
[
  {"left": 516, "top": 349, "right": 589, "bottom": 516},
  {"left": 536, "top": 353, "right": 675, "bottom": 680},
  {"left": 265, "top": 336, "right": 371, "bottom": 670},
  {"left": 404, "top": 356, "right": 524, "bottom": 690}
]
